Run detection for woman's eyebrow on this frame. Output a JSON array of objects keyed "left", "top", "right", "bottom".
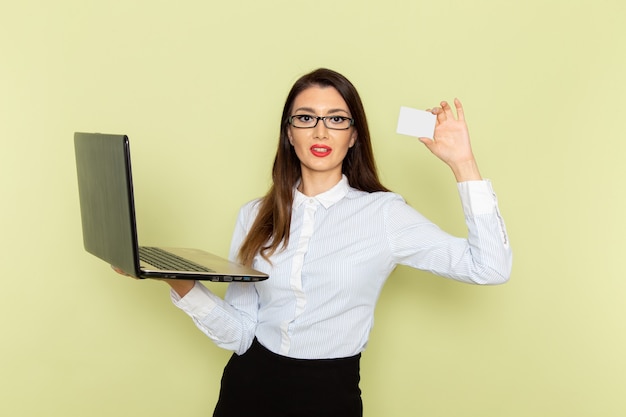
[{"left": 292, "top": 107, "right": 350, "bottom": 115}]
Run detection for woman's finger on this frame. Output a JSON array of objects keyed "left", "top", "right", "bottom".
[
  {"left": 111, "top": 265, "right": 134, "bottom": 278},
  {"left": 453, "top": 98, "right": 465, "bottom": 121},
  {"left": 432, "top": 106, "right": 446, "bottom": 123},
  {"left": 441, "top": 101, "right": 457, "bottom": 120}
]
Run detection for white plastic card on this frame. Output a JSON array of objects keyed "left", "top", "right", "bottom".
[{"left": 396, "top": 106, "right": 436, "bottom": 139}]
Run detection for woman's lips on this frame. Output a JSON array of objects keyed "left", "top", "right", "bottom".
[{"left": 310, "top": 144, "right": 332, "bottom": 157}]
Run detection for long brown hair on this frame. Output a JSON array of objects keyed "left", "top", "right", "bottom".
[{"left": 237, "top": 68, "right": 389, "bottom": 266}]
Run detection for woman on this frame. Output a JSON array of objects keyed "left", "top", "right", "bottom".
[{"left": 155, "top": 68, "right": 511, "bottom": 416}]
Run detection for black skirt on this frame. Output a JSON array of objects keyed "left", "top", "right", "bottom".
[{"left": 213, "top": 338, "right": 362, "bottom": 417}]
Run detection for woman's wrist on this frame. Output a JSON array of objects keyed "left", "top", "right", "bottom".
[
  {"left": 450, "top": 158, "right": 482, "bottom": 182},
  {"left": 163, "top": 279, "right": 196, "bottom": 298}
]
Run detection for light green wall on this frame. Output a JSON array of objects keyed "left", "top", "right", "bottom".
[{"left": 1, "top": 0, "right": 624, "bottom": 416}]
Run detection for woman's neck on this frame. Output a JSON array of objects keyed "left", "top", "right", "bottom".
[{"left": 298, "top": 171, "right": 343, "bottom": 197}]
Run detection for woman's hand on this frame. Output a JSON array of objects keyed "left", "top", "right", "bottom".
[
  {"left": 110, "top": 265, "right": 196, "bottom": 297},
  {"left": 419, "top": 98, "right": 482, "bottom": 182}
]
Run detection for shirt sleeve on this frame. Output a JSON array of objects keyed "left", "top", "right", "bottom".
[
  {"left": 387, "top": 180, "right": 512, "bottom": 284},
  {"left": 169, "top": 202, "right": 260, "bottom": 355}
]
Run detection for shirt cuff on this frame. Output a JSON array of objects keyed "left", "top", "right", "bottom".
[
  {"left": 170, "top": 281, "right": 218, "bottom": 317},
  {"left": 457, "top": 180, "right": 497, "bottom": 216}
]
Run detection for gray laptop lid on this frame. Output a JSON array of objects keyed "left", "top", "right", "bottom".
[
  {"left": 74, "top": 133, "right": 140, "bottom": 276},
  {"left": 73, "top": 132, "right": 268, "bottom": 282}
]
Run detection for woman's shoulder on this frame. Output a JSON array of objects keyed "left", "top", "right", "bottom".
[
  {"left": 239, "top": 197, "right": 263, "bottom": 212},
  {"left": 235, "top": 197, "right": 263, "bottom": 222}
]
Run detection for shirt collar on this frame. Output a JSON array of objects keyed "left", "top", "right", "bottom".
[{"left": 293, "top": 175, "right": 350, "bottom": 209}]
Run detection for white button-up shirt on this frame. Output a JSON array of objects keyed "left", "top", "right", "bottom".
[{"left": 172, "top": 176, "right": 512, "bottom": 359}]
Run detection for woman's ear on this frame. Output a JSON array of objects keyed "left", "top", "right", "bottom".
[
  {"left": 287, "top": 128, "right": 293, "bottom": 145},
  {"left": 349, "top": 132, "right": 357, "bottom": 148}
]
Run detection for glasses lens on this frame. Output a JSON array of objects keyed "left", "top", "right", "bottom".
[
  {"left": 324, "top": 116, "right": 352, "bottom": 130},
  {"left": 291, "top": 115, "right": 317, "bottom": 128}
]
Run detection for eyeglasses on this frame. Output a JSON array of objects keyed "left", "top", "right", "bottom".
[{"left": 288, "top": 114, "right": 354, "bottom": 130}]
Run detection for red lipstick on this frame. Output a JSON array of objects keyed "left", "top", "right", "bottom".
[{"left": 310, "top": 144, "right": 332, "bottom": 157}]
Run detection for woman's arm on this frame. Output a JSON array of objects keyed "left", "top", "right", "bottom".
[{"left": 392, "top": 98, "right": 512, "bottom": 283}]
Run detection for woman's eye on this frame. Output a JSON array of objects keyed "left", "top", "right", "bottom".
[{"left": 329, "top": 117, "right": 344, "bottom": 123}]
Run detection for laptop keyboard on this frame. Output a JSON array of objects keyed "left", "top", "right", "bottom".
[{"left": 139, "top": 246, "right": 215, "bottom": 273}]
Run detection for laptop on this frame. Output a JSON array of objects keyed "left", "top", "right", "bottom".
[{"left": 74, "top": 132, "right": 268, "bottom": 282}]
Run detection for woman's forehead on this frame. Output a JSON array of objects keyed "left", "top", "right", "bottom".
[{"left": 292, "top": 86, "right": 349, "bottom": 113}]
